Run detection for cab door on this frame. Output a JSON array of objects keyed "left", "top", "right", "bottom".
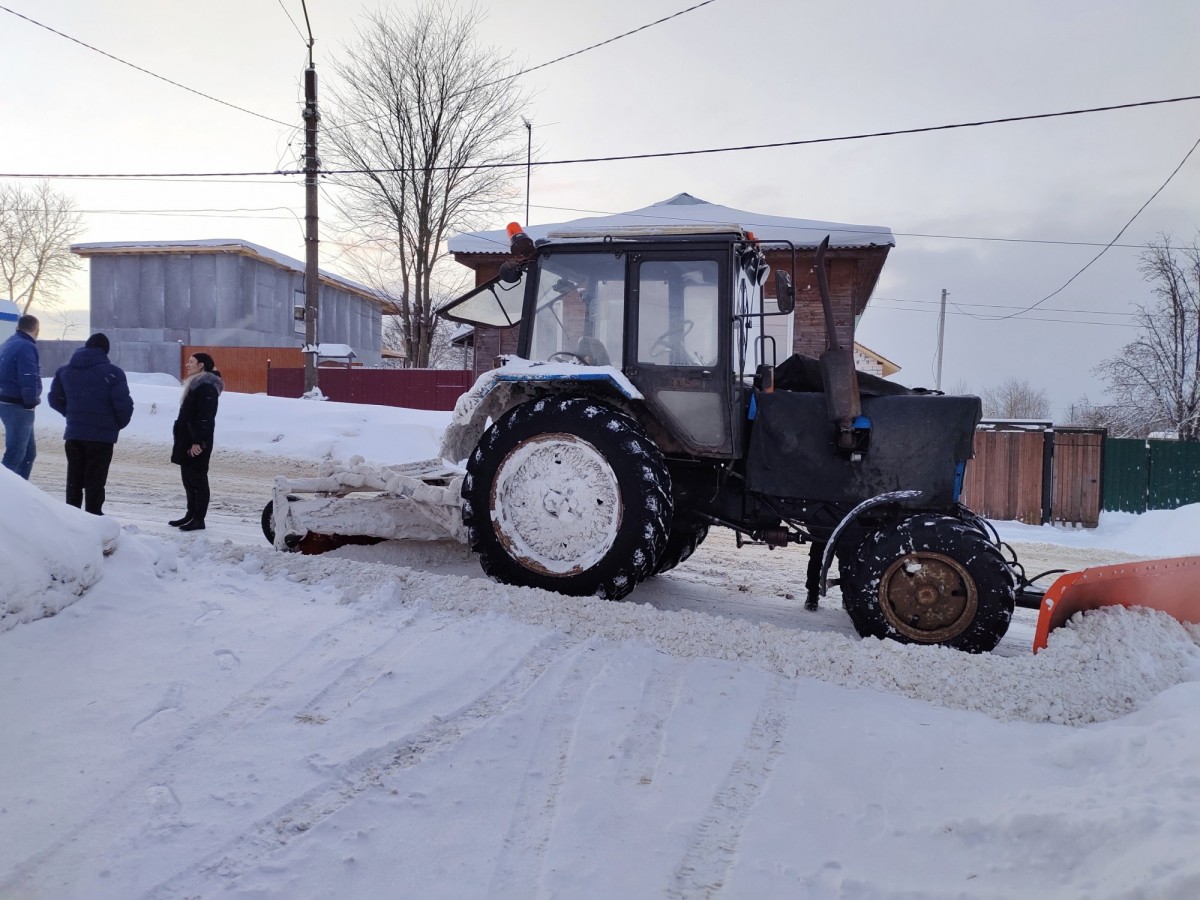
[{"left": 627, "top": 250, "right": 738, "bottom": 457}]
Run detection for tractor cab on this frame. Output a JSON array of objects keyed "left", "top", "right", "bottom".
[{"left": 441, "top": 224, "right": 794, "bottom": 459}]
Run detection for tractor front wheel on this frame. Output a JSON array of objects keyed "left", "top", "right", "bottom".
[
  {"left": 840, "top": 515, "right": 1015, "bottom": 652},
  {"left": 462, "top": 396, "right": 672, "bottom": 600}
]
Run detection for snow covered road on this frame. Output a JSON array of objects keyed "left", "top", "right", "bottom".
[{"left": 4, "top": 393, "right": 1198, "bottom": 899}]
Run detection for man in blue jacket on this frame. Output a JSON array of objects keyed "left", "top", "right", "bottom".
[
  {"left": 48, "top": 333, "right": 134, "bottom": 515},
  {"left": 0, "top": 314, "right": 41, "bottom": 479}
]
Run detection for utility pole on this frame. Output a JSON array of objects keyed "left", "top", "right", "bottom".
[
  {"left": 522, "top": 118, "right": 532, "bottom": 225},
  {"left": 934, "top": 288, "right": 947, "bottom": 391},
  {"left": 302, "top": 27, "right": 320, "bottom": 393}
]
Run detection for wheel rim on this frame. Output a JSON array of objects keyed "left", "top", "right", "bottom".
[
  {"left": 490, "top": 432, "right": 622, "bottom": 576},
  {"left": 878, "top": 551, "right": 979, "bottom": 643}
]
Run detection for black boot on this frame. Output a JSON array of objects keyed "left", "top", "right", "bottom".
[
  {"left": 179, "top": 519, "right": 206, "bottom": 532},
  {"left": 169, "top": 515, "right": 192, "bottom": 527}
]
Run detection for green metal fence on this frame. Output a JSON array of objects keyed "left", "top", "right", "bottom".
[{"left": 1102, "top": 438, "right": 1200, "bottom": 513}]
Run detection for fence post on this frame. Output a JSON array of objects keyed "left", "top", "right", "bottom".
[{"left": 1040, "top": 428, "right": 1054, "bottom": 525}]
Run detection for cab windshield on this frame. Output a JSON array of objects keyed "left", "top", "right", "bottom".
[{"left": 528, "top": 252, "right": 626, "bottom": 367}]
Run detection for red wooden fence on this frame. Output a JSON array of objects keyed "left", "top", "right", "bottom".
[
  {"left": 182, "top": 346, "right": 304, "bottom": 394},
  {"left": 267, "top": 367, "right": 474, "bottom": 411}
]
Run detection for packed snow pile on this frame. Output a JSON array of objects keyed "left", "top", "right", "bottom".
[
  {"left": 0, "top": 467, "right": 122, "bottom": 633},
  {"left": 206, "top": 540, "right": 1200, "bottom": 727}
]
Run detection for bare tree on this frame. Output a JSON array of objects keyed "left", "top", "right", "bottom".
[
  {"left": 1095, "top": 234, "right": 1200, "bottom": 441},
  {"left": 1064, "top": 395, "right": 1122, "bottom": 432},
  {"left": 0, "top": 180, "right": 85, "bottom": 314},
  {"left": 323, "top": 4, "right": 527, "bottom": 367},
  {"left": 980, "top": 378, "right": 1050, "bottom": 419}
]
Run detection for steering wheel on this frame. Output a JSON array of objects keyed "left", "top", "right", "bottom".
[
  {"left": 650, "top": 319, "right": 694, "bottom": 358},
  {"left": 547, "top": 351, "right": 586, "bottom": 364}
]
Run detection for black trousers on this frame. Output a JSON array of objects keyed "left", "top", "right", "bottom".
[
  {"left": 179, "top": 458, "right": 211, "bottom": 522},
  {"left": 64, "top": 439, "right": 115, "bottom": 515}
]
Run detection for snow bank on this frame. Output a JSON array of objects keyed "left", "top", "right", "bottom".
[
  {"left": 38, "top": 376, "right": 451, "bottom": 468},
  {"left": 0, "top": 467, "right": 121, "bottom": 633},
  {"left": 207, "top": 542, "right": 1200, "bottom": 726},
  {"left": 996, "top": 503, "right": 1200, "bottom": 557}
]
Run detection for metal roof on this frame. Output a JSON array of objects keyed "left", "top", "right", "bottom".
[
  {"left": 448, "top": 193, "right": 895, "bottom": 255},
  {"left": 71, "top": 239, "right": 386, "bottom": 306}
]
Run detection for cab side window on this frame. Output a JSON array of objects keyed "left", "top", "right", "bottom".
[{"left": 637, "top": 259, "right": 719, "bottom": 366}]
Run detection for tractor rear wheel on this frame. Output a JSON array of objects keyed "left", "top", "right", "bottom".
[
  {"left": 840, "top": 515, "right": 1015, "bottom": 652},
  {"left": 653, "top": 518, "right": 709, "bottom": 575},
  {"left": 462, "top": 396, "right": 672, "bottom": 600}
]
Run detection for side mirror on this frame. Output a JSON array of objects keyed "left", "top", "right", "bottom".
[
  {"left": 775, "top": 270, "right": 796, "bottom": 314},
  {"left": 498, "top": 260, "right": 522, "bottom": 284}
]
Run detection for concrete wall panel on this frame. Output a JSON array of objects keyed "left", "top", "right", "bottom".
[
  {"left": 190, "top": 255, "right": 217, "bottom": 328},
  {"left": 164, "top": 256, "right": 191, "bottom": 329},
  {"left": 90, "top": 260, "right": 116, "bottom": 329},
  {"left": 137, "top": 255, "right": 165, "bottom": 327}
]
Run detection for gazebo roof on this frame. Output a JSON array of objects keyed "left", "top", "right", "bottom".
[{"left": 448, "top": 193, "right": 895, "bottom": 255}]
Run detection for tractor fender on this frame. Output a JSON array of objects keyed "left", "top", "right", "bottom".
[
  {"left": 818, "top": 489, "right": 923, "bottom": 596},
  {"left": 439, "top": 357, "right": 643, "bottom": 464}
]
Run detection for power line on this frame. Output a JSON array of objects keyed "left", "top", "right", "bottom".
[
  {"left": 0, "top": 193, "right": 1158, "bottom": 253},
  {"left": 0, "top": 3, "right": 293, "bottom": 128},
  {"left": 866, "top": 298, "right": 1138, "bottom": 328},
  {"left": 985, "top": 132, "right": 1200, "bottom": 321},
  {"left": 323, "top": 93, "right": 1200, "bottom": 175},
  {"left": 329, "top": 1, "right": 720, "bottom": 131},
  {"left": 871, "top": 296, "right": 1137, "bottom": 318},
  {"left": 276, "top": 0, "right": 308, "bottom": 45},
  {"left": 5, "top": 93, "right": 1197, "bottom": 181},
  {"left": 77, "top": 208, "right": 300, "bottom": 220},
  {"left": 499, "top": 1, "right": 718, "bottom": 82}
]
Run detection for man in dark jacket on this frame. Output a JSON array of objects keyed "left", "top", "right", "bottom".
[
  {"left": 48, "top": 333, "right": 134, "bottom": 515},
  {"left": 0, "top": 314, "right": 41, "bottom": 479}
]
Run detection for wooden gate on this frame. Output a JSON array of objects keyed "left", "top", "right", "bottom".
[
  {"left": 1049, "top": 429, "right": 1103, "bottom": 527},
  {"left": 961, "top": 426, "right": 1104, "bottom": 527},
  {"left": 961, "top": 430, "right": 1046, "bottom": 524}
]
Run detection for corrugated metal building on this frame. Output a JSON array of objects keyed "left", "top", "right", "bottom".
[{"left": 69, "top": 239, "right": 388, "bottom": 377}]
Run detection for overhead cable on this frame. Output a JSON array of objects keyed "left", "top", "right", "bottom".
[
  {"left": 0, "top": 3, "right": 293, "bottom": 127},
  {"left": 3, "top": 94, "right": 1197, "bottom": 181},
  {"left": 328, "top": 1, "right": 720, "bottom": 131},
  {"left": 984, "top": 133, "right": 1200, "bottom": 321}
]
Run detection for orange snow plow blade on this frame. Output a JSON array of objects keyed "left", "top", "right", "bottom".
[{"left": 1033, "top": 556, "right": 1200, "bottom": 652}]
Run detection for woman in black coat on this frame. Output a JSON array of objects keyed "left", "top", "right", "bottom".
[{"left": 170, "top": 352, "right": 224, "bottom": 531}]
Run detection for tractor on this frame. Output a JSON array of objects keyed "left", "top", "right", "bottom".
[{"left": 264, "top": 222, "right": 1200, "bottom": 653}]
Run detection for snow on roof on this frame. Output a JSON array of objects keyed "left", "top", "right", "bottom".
[
  {"left": 70, "top": 239, "right": 386, "bottom": 306},
  {"left": 448, "top": 193, "right": 895, "bottom": 255},
  {"left": 302, "top": 342, "right": 356, "bottom": 358}
]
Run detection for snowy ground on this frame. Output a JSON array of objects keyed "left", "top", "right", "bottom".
[{"left": 2, "top": 380, "right": 1198, "bottom": 899}]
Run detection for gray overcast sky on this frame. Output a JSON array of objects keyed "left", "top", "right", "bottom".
[{"left": 4, "top": 0, "right": 1198, "bottom": 417}]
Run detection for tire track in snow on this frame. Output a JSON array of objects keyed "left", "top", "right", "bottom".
[
  {"left": 0, "top": 602, "right": 419, "bottom": 897},
  {"left": 145, "top": 632, "right": 572, "bottom": 899},
  {"left": 667, "top": 677, "right": 797, "bottom": 899},
  {"left": 616, "top": 657, "right": 685, "bottom": 787},
  {"left": 292, "top": 620, "right": 440, "bottom": 725},
  {"left": 487, "top": 643, "right": 609, "bottom": 899}
]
